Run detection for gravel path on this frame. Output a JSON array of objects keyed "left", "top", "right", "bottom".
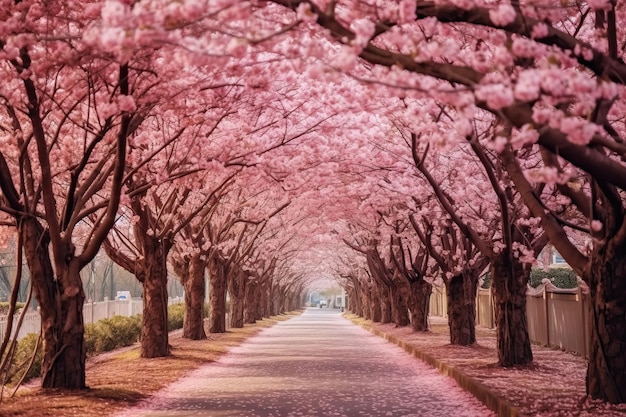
[{"left": 114, "top": 308, "right": 493, "bottom": 417}]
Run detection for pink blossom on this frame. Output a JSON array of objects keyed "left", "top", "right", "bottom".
[
  {"left": 511, "top": 37, "right": 540, "bottom": 58},
  {"left": 514, "top": 71, "right": 540, "bottom": 101},
  {"left": 181, "top": 0, "right": 207, "bottom": 20},
  {"left": 525, "top": 166, "right": 559, "bottom": 183},
  {"left": 99, "top": 101, "right": 119, "bottom": 119},
  {"left": 488, "top": 136, "right": 508, "bottom": 153},
  {"left": 101, "top": 0, "right": 128, "bottom": 26},
  {"left": 296, "top": 3, "right": 317, "bottom": 23},
  {"left": 117, "top": 95, "right": 137, "bottom": 113},
  {"left": 531, "top": 22, "right": 549, "bottom": 39},
  {"left": 560, "top": 117, "right": 597, "bottom": 145},
  {"left": 580, "top": 46, "right": 594, "bottom": 61},
  {"left": 586, "top": 0, "right": 613, "bottom": 11},
  {"left": 351, "top": 18, "right": 375, "bottom": 49},
  {"left": 489, "top": 4, "right": 516, "bottom": 27},
  {"left": 334, "top": 45, "right": 358, "bottom": 71},
  {"left": 591, "top": 220, "right": 603, "bottom": 232},
  {"left": 226, "top": 38, "right": 248, "bottom": 58},
  {"left": 398, "top": 0, "right": 417, "bottom": 23},
  {"left": 99, "top": 27, "right": 126, "bottom": 50},
  {"left": 449, "top": 0, "right": 475, "bottom": 10},
  {"left": 532, "top": 105, "right": 554, "bottom": 124},
  {"left": 475, "top": 83, "right": 514, "bottom": 110},
  {"left": 510, "top": 124, "right": 539, "bottom": 149}
]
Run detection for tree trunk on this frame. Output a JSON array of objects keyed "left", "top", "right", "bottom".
[
  {"left": 21, "top": 220, "right": 87, "bottom": 389},
  {"left": 362, "top": 286, "right": 372, "bottom": 319},
  {"left": 369, "top": 283, "right": 382, "bottom": 322},
  {"left": 228, "top": 270, "right": 246, "bottom": 328},
  {"left": 408, "top": 279, "right": 432, "bottom": 332},
  {"left": 378, "top": 284, "right": 393, "bottom": 324},
  {"left": 141, "top": 239, "right": 169, "bottom": 358},
  {"left": 391, "top": 285, "right": 410, "bottom": 327},
  {"left": 269, "top": 284, "right": 279, "bottom": 316},
  {"left": 255, "top": 282, "right": 266, "bottom": 321},
  {"left": 183, "top": 254, "right": 206, "bottom": 340},
  {"left": 244, "top": 280, "right": 258, "bottom": 324},
  {"left": 263, "top": 282, "right": 272, "bottom": 318},
  {"left": 491, "top": 253, "right": 533, "bottom": 366},
  {"left": 446, "top": 273, "right": 477, "bottom": 346},
  {"left": 585, "top": 244, "right": 626, "bottom": 403},
  {"left": 44, "top": 262, "right": 86, "bottom": 388},
  {"left": 208, "top": 259, "right": 227, "bottom": 333}
]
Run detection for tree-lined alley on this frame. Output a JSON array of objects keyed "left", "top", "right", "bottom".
[{"left": 0, "top": 0, "right": 625, "bottom": 407}]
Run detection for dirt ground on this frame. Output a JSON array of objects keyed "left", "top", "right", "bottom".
[{"left": 0, "top": 313, "right": 298, "bottom": 417}]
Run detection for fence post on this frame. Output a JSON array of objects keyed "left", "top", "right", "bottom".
[
  {"left": 544, "top": 284, "right": 550, "bottom": 347},
  {"left": 579, "top": 287, "right": 587, "bottom": 357},
  {"left": 489, "top": 287, "right": 494, "bottom": 329}
]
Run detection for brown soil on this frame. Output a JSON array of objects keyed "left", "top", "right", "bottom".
[{"left": 0, "top": 313, "right": 299, "bottom": 417}]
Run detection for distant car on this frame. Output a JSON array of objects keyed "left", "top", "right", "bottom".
[
  {"left": 319, "top": 300, "right": 327, "bottom": 306},
  {"left": 116, "top": 291, "right": 132, "bottom": 301}
]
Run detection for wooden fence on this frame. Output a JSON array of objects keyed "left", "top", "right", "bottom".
[
  {"left": 429, "top": 281, "right": 590, "bottom": 357},
  {"left": 0, "top": 296, "right": 183, "bottom": 342}
]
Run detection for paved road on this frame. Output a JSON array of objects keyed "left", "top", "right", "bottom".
[{"left": 116, "top": 308, "right": 493, "bottom": 417}]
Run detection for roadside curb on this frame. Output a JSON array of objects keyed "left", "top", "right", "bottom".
[{"left": 351, "top": 319, "right": 528, "bottom": 417}]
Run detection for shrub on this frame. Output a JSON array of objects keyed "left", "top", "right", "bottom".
[
  {"left": 530, "top": 268, "right": 578, "bottom": 289},
  {"left": 85, "top": 315, "right": 141, "bottom": 355},
  {"left": 166, "top": 303, "right": 210, "bottom": 331},
  {"left": 478, "top": 268, "right": 578, "bottom": 290},
  {"left": 167, "top": 303, "right": 184, "bottom": 331},
  {"left": 5, "top": 333, "right": 43, "bottom": 384},
  {"left": 480, "top": 273, "right": 491, "bottom": 289},
  {"left": 0, "top": 302, "right": 26, "bottom": 316}
]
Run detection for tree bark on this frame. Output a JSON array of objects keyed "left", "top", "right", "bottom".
[
  {"left": 140, "top": 238, "right": 170, "bottom": 358},
  {"left": 368, "top": 282, "right": 382, "bottom": 322},
  {"left": 391, "top": 285, "right": 411, "bottom": 327},
  {"left": 21, "top": 220, "right": 87, "bottom": 389},
  {"left": 491, "top": 253, "right": 533, "bottom": 366},
  {"left": 229, "top": 269, "right": 246, "bottom": 328},
  {"left": 378, "top": 284, "right": 393, "bottom": 324},
  {"left": 585, "top": 243, "right": 626, "bottom": 403},
  {"left": 408, "top": 279, "right": 432, "bottom": 332},
  {"left": 182, "top": 254, "right": 206, "bottom": 340},
  {"left": 446, "top": 273, "right": 477, "bottom": 346},
  {"left": 263, "top": 282, "right": 272, "bottom": 318},
  {"left": 208, "top": 257, "right": 227, "bottom": 333},
  {"left": 244, "top": 280, "right": 258, "bottom": 324}
]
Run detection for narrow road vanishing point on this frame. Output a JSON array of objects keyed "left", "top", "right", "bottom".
[{"left": 115, "top": 308, "right": 494, "bottom": 417}]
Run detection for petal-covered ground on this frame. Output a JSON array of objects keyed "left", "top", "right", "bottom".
[
  {"left": 114, "top": 309, "right": 494, "bottom": 417},
  {"left": 356, "top": 315, "right": 626, "bottom": 417}
]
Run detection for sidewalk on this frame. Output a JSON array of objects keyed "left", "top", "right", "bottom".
[
  {"left": 114, "top": 308, "right": 494, "bottom": 417},
  {"left": 346, "top": 314, "right": 626, "bottom": 417}
]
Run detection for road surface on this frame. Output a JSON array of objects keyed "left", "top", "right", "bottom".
[{"left": 115, "top": 308, "right": 494, "bottom": 417}]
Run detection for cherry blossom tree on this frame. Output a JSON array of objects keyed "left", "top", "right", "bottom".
[
  {"left": 266, "top": 0, "right": 626, "bottom": 402},
  {"left": 388, "top": 218, "right": 433, "bottom": 332},
  {"left": 0, "top": 0, "right": 138, "bottom": 385}
]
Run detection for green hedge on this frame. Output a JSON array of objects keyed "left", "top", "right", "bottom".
[
  {"left": 481, "top": 268, "right": 578, "bottom": 289},
  {"left": 168, "top": 303, "right": 185, "bottom": 331},
  {"left": 167, "top": 302, "right": 209, "bottom": 331},
  {"left": 4, "top": 333, "right": 43, "bottom": 385},
  {"left": 84, "top": 314, "right": 142, "bottom": 354},
  {"left": 5, "top": 302, "right": 195, "bottom": 385},
  {"left": 0, "top": 302, "right": 26, "bottom": 316},
  {"left": 530, "top": 268, "right": 578, "bottom": 289}
]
